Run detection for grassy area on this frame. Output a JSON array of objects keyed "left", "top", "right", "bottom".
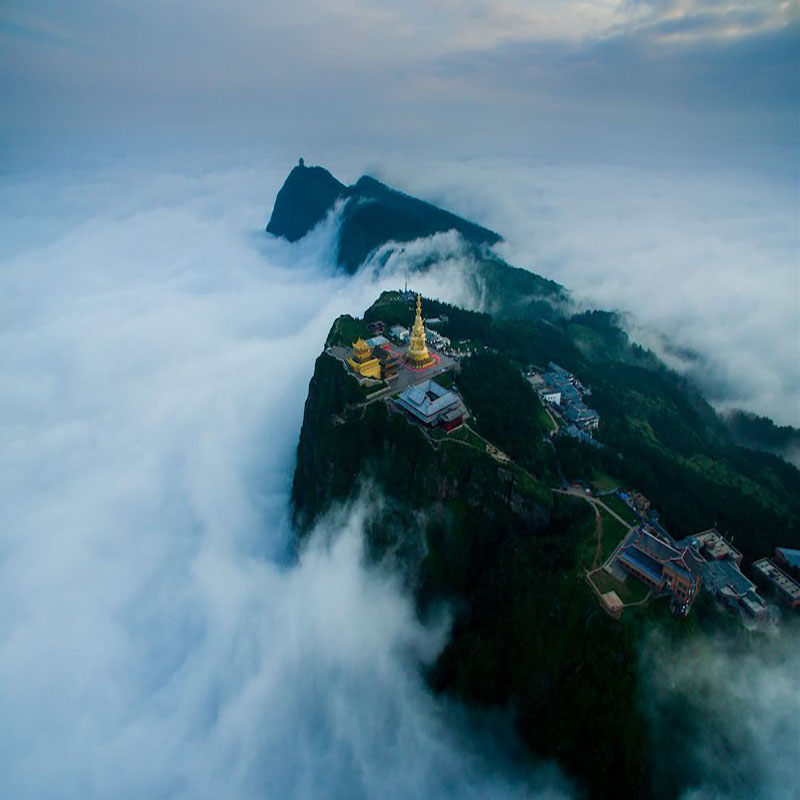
[
  {"left": 591, "top": 568, "right": 651, "bottom": 606},
  {"left": 441, "top": 424, "right": 492, "bottom": 451},
  {"left": 598, "top": 509, "right": 630, "bottom": 563},
  {"left": 602, "top": 493, "right": 639, "bottom": 525},
  {"left": 326, "top": 315, "right": 370, "bottom": 347},
  {"left": 538, "top": 405, "right": 558, "bottom": 432},
  {"left": 590, "top": 468, "right": 619, "bottom": 492},
  {"left": 577, "top": 504, "right": 599, "bottom": 570},
  {"left": 573, "top": 501, "right": 631, "bottom": 571}
]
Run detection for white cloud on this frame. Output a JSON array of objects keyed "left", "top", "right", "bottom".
[
  {"left": 0, "top": 142, "right": 795, "bottom": 799},
  {"left": 374, "top": 156, "right": 799, "bottom": 426},
  {"left": 0, "top": 158, "right": 568, "bottom": 799},
  {"left": 643, "top": 628, "right": 800, "bottom": 800}
]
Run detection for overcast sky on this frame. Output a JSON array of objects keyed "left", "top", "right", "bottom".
[{"left": 2, "top": 0, "right": 797, "bottom": 166}]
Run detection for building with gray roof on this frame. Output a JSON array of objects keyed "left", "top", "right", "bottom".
[
  {"left": 702, "top": 559, "right": 767, "bottom": 620},
  {"left": 753, "top": 559, "right": 800, "bottom": 609},
  {"left": 389, "top": 325, "right": 409, "bottom": 343},
  {"left": 677, "top": 528, "right": 743, "bottom": 566},
  {"left": 394, "top": 379, "right": 463, "bottom": 429}
]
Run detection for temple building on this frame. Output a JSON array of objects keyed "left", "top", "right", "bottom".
[
  {"left": 394, "top": 379, "right": 464, "bottom": 430},
  {"left": 375, "top": 348, "right": 400, "bottom": 381},
  {"left": 347, "top": 338, "right": 382, "bottom": 379},
  {"left": 405, "top": 294, "right": 435, "bottom": 369},
  {"left": 616, "top": 528, "right": 703, "bottom": 616}
]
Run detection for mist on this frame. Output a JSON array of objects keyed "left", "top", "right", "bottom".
[
  {"left": 357, "top": 156, "right": 798, "bottom": 427},
  {"left": 0, "top": 160, "right": 571, "bottom": 799},
  {"left": 643, "top": 626, "right": 800, "bottom": 800}
]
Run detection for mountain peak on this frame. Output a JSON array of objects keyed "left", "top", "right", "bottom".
[
  {"left": 265, "top": 162, "right": 500, "bottom": 271},
  {"left": 265, "top": 162, "right": 346, "bottom": 242}
]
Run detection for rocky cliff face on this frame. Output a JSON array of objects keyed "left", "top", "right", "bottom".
[
  {"left": 266, "top": 163, "right": 346, "bottom": 242},
  {"left": 266, "top": 161, "right": 569, "bottom": 319}
]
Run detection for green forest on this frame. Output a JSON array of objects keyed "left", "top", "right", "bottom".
[{"left": 289, "top": 292, "right": 800, "bottom": 799}]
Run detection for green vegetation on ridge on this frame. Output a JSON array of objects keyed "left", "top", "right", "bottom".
[{"left": 290, "top": 290, "right": 799, "bottom": 799}]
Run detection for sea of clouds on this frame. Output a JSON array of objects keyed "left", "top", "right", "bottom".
[
  {"left": 1, "top": 151, "right": 797, "bottom": 799},
  {"left": 0, "top": 158, "right": 571, "bottom": 799}
]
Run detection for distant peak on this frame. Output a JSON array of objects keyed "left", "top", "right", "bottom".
[
  {"left": 265, "top": 162, "right": 346, "bottom": 242},
  {"left": 266, "top": 161, "right": 501, "bottom": 270},
  {"left": 354, "top": 175, "right": 386, "bottom": 192}
]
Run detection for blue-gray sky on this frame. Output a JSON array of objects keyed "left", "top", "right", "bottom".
[{"left": 1, "top": 0, "right": 797, "bottom": 167}]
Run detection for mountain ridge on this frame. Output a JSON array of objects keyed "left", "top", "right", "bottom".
[
  {"left": 266, "top": 161, "right": 799, "bottom": 460},
  {"left": 266, "top": 160, "right": 567, "bottom": 321},
  {"left": 290, "top": 290, "right": 800, "bottom": 799},
  {"left": 266, "top": 160, "right": 501, "bottom": 272}
]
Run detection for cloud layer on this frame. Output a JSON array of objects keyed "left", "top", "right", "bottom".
[
  {"left": 0, "top": 160, "right": 566, "bottom": 799},
  {"left": 644, "top": 626, "right": 800, "bottom": 800},
  {"left": 364, "top": 155, "right": 799, "bottom": 426}
]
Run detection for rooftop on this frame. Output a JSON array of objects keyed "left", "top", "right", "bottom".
[
  {"left": 776, "top": 547, "right": 800, "bottom": 570},
  {"left": 601, "top": 591, "right": 623, "bottom": 613},
  {"left": 622, "top": 528, "right": 703, "bottom": 583},
  {"left": 394, "top": 378, "right": 460, "bottom": 423},
  {"left": 618, "top": 546, "right": 665, "bottom": 585},
  {"left": 702, "top": 558, "right": 754, "bottom": 598},
  {"left": 753, "top": 559, "right": 800, "bottom": 600},
  {"left": 681, "top": 529, "right": 742, "bottom": 562},
  {"left": 564, "top": 403, "right": 599, "bottom": 423},
  {"left": 634, "top": 529, "right": 682, "bottom": 564},
  {"left": 739, "top": 592, "right": 767, "bottom": 616},
  {"left": 645, "top": 520, "right": 673, "bottom": 544}
]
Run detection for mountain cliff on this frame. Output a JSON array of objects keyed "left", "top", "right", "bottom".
[{"left": 266, "top": 163, "right": 347, "bottom": 242}]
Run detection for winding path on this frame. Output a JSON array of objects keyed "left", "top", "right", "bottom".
[{"left": 552, "top": 486, "right": 636, "bottom": 571}]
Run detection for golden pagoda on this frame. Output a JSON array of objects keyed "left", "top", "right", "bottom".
[
  {"left": 405, "top": 294, "right": 434, "bottom": 368},
  {"left": 347, "top": 338, "right": 382, "bottom": 379}
]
